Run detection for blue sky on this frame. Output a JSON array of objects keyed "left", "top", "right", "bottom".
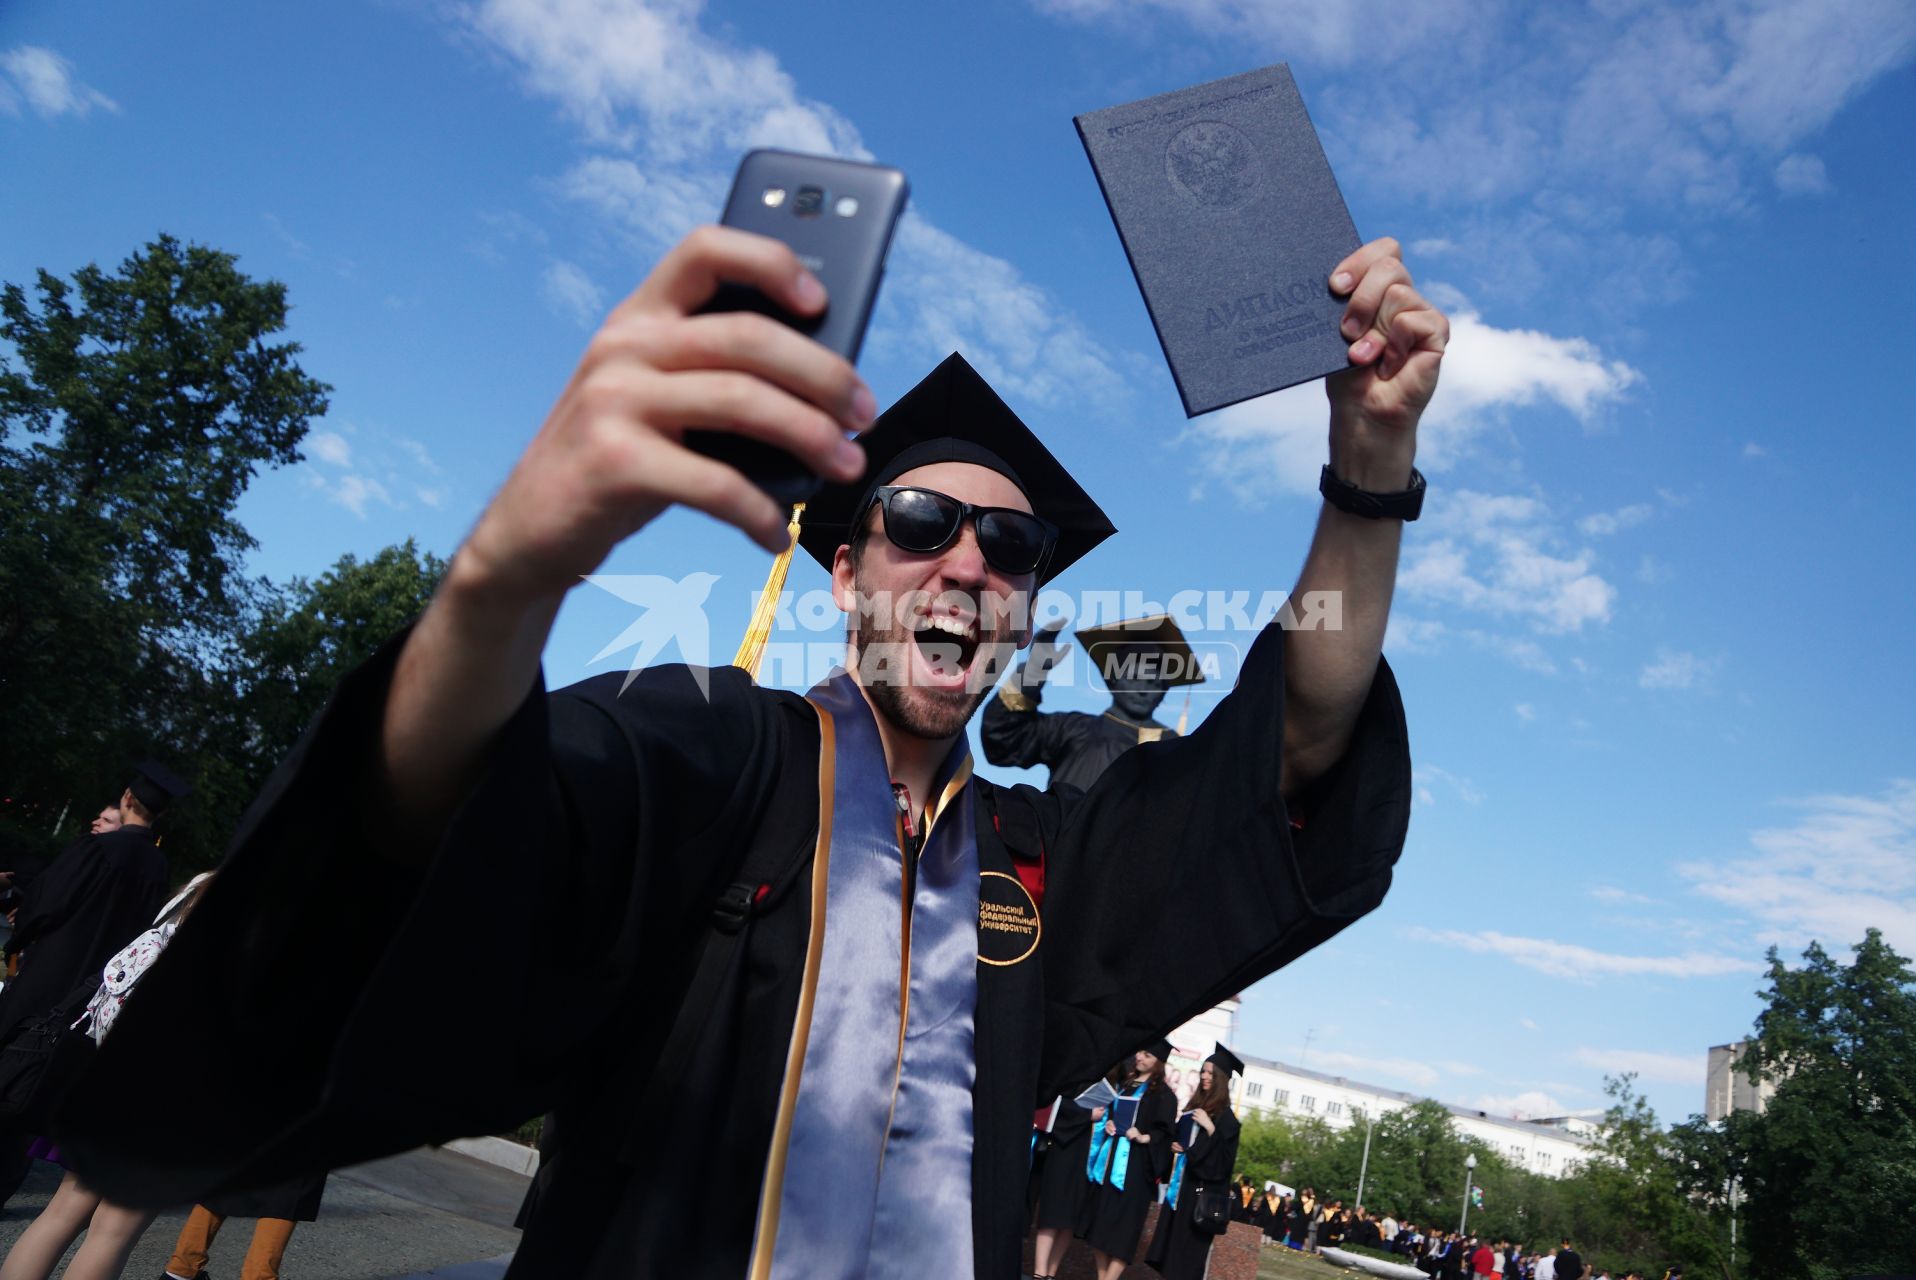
[{"left": 5, "top": 0, "right": 1914, "bottom": 1128}]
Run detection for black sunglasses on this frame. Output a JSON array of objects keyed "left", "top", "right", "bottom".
[{"left": 867, "top": 485, "right": 1058, "bottom": 577}]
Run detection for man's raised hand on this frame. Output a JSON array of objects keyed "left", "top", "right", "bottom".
[
  {"left": 1324, "top": 238, "right": 1447, "bottom": 487},
  {"left": 455, "top": 226, "right": 877, "bottom": 608}
]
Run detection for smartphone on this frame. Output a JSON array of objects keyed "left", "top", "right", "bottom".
[{"left": 686, "top": 149, "right": 909, "bottom": 503}]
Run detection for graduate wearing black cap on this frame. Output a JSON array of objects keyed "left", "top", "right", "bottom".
[
  {"left": 0, "top": 762, "right": 175, "bottom": 1200},
  {"left": 1078, "top": 1037, "right": 1178, "bottom": 1276},
  {"left": 1145, "top": 1045, "right": 1247, "bottom": 1279},
  {"left": 57, "top": 225, "right": 1436, "bottom": 1279}
]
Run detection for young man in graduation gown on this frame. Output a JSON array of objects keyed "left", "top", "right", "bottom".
[
  {"left": 0, "top": 763, "right": 179, "bottom": 1201},
  {"left": 983, "top": 613, "right": 1202, "bottom": 793},
  {"left": 56, "top": 224, "right": 1444, "bottom": 1279}
]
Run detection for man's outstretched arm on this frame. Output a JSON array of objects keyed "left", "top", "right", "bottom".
[
  {"left": 375, "top": 227, "right": 877, "bottom": 856},
  {"left": 1281, "top": 237, "right": 1447, "bottom": 798}
]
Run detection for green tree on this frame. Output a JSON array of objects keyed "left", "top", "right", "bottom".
[
  {"left": 1234, "top": 1107, "right": 1332, "bottom": 1192},
  {"left": 0, "top": 234, "right": 329, "bottom": 850},
  {"left": 1737, "top": 931, "right": 1916, "bottom": 1280},
  {"left": 183, "top": 540, "right": 445, "bottom": 868},
  {"left": 1554, "top": 1076, "right": 1723, "bottom": 1276}
]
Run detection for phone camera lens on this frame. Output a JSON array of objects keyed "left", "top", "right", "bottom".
[{"left": 793, "top": 185, "right": 825, "bottom": 217}]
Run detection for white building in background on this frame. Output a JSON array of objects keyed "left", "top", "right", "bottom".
[
  {"left": 1153, "top": 1005, "right": 1596, "bottom": 1179},
  {"left": 1226, "top": 1051, "right": 1598, "bottom": 1179},
  {"left": 1705, "top": 1041, "right": 1775, "bottom": 1123}
]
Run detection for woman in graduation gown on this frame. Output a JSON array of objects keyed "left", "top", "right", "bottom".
[
  {"left": 1290, "top": 1188, "right": 1317, "bottom": 1249},
  {"left": 52, "top": 229, "right": 1440, "bottom": 1280},
  {"left": 1078, "top": 1041, "right": 1176, "bottom": 1279},
  {"left": 1144, "top": 1046, "right": 1243, "bottom": 1280},
  {"left": 1030, "top": 1067, "right": 1120, "bottom": 1280}
]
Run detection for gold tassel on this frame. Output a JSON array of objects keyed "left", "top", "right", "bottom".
[
  {"left": 733, "top": 502, "right": 806, "bottom": 680},
  {"left": 1176, "top": 691, "right": 1192, "bottom": 736}
]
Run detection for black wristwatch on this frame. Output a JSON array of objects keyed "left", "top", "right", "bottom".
[{"left": 1319, "top": 464, "right": 1426, "bottom": 521}]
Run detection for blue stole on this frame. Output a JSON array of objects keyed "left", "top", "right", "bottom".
[
  {"left": 750, "top": 670, "right": 980, "bottom": 1280},
  {"left": 1087, "top": 1083, "right": 1147, "bottom": 1192},
  {"left": 1166, "top": 1113, "right": 1199, "bottom": 1208}
]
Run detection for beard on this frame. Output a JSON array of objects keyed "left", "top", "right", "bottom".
[
  {"left": 853, "top": 611, "right": 1004, "bottom": 741},
  {"left": 849, "top": 577, "right": 1019, "bottom": 742}
]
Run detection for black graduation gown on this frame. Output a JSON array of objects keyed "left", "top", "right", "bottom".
[
  {"left": 204, "top": 1170, "right": 327, "bottom": 1223},
  {"left": 1030, "top": 1098, "right": 1094, "bottom": 1232},
  {"left": 1079, "top": 1079, "right": 1175, "bottom": 1259},
  {"left": 0, "top": 826, "right": 167, "bottom": 1049},
  {"left": 981, "top": 689, "right": 1176, "bottom": 793},
  {"left": 55, "top": 618, "right": 1409, "bottom": 1280},
  {"left": 1143, "top": 1105, "right": 1240, "bottom": 1280}
]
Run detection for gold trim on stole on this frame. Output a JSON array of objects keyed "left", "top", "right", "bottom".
[{"left": 746, "top": 706, "right": 837, "bottom": 1280}]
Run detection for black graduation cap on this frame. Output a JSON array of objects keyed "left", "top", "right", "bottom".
[
  {"left": 796, "top": 352, "right": 1116, "bottom": 585},
  {"left": 1206, "top": 1044, "right": 1246, "bottom": 1078},
  {"left": 1074, "top": 613, "right": 1205, "bottom": 687},
  {"left": 126, "top": 759, "right": 191, "bottom": 817},
  {"left": 1145, "top": 1036, "right": 1173, "bottom": 1061}
]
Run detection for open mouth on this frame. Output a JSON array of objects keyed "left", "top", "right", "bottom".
[{"left": 910, "top": 614, "right": 983, "bottom": 685}]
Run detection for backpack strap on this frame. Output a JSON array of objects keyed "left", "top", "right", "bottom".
[
  {"left": 981, "top": 783, "right": 1047, "bottom": 913},
  {"left": 612, "top": 697, "right": 820, "bottom": 1162}
]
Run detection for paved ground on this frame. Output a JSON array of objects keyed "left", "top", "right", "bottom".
[{"left": 0, "top": 1147, "right": 523, "bottom": 1279}]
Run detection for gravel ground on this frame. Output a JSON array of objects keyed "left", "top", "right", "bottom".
[{"left": 0, "top": 1147, "right": 523, "bottom": 1279}]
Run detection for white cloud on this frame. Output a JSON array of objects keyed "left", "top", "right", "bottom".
[
  {"left": 307, "top": 472, "right": 395, "bottom": 519},
  {"left": 1578, "top": 503, "right": 1653, "bottom": 537},
  {"left": 1679, "top": 780, "right": 1916, "bottom": 955},
  {"left": 1471, "top": 1090, "right": 1570, "bottom": 1120},
  {"left": 1573, "top": 1046, "right": 1706, "bottom": 1086},
  {"left": 262, "top": 212, "right": 310, "bottom": 257},
  {"left": 1300, "top": 1049, "right": 1442, "bottom": 1090},
  {"left": 457, "top": 0, "right": 1125, "bottom": 408},
  {"left": 1743, "top": 441, "right": 1769, "bottom": 458},
  {"left": 541, "top": 259, "right": 606, "bottom": 328},
  {"left": 1515, "top": 703, "right": 1535, "bottom": 722},
  {"left": 1519, "top": 1017, "right": 1540, "bottom": 1031},
  {"left": 1187, "top": 303, "right": 1639, "bottom": 499},
  {"left": 1032, "top": 2, "right": 1915, "bottom": 311},
  {"left": 0, "top": 46, "right": 118, "bottom": 119},
  {"left": 1035, "top": 0, "right": 1912, "bottom": 209},
  {"left": 307, "top": 431, "right": 354, "bottom": 467},
  {"left": 1398, "top": 490, "right": 1618, "bottom": 635},
  {"left": 300, "top": 426, "right": 449, "bottom": 518},
  {"left": 1415, "top": 763, "right": 1485, "bottom": 807},
  {"left": 1410, "top": 927, "right": 1757, "bottom": 982},
  {"left": 1591, "top": 885, "right": 1659, "bottom": 906},
  {"left": 1774, "top": 152, "right": 1832, "bottom": 196},
  {"left": 1639, "top": 648, "right": 1721, "bottom": 690},
  {"left": 1385, "top": 615, "right": 1562, "bottom": 674}
]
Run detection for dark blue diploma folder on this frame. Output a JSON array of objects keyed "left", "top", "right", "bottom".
[{"left": 1075, "top": 63, "right": 1361, "bottom": 416}]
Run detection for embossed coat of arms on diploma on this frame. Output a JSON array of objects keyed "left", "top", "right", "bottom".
[{"left": 1075, "top": 64, "right": 1361, "bottom": 417}]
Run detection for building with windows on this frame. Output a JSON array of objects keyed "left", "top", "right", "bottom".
[
  {"left": 1705, "top": 1040, "right": 1775, "bottom": 1123},
  {"left": 1229, "top": 1051, "right": 1597, "bottom": 1179}
]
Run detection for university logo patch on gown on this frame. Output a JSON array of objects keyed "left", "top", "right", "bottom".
[{"left": 976, "top": 872, "right": 1040, "bottom": 966}]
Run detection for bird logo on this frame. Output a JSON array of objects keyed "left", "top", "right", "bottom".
[{"left": 582, "top": 572, "right": 722, "bottom": 696}]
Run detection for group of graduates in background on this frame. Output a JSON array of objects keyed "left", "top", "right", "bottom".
[
  {"left": 1027, "top": 1043, "right": 1245, "bottom": 1280},
  {"left": 0, "top": 764, "right": 321, "bottom": 1280}
]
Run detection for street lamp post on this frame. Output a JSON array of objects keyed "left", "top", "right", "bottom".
[
  {"left": 1458, "top": 1153, "right": 1478, "bottom": 1235},
  {"left": 1355, "top": 1107, "right": 1376, "bottom": 1210}
]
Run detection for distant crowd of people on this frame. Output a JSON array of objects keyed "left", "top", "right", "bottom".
[{"left": 1225, "top": 1184, "right": 1656, "bottom": 1280}]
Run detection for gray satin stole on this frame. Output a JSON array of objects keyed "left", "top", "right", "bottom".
[{"left": 750, "top": 669, "right": 981, "bottom": 1279}]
